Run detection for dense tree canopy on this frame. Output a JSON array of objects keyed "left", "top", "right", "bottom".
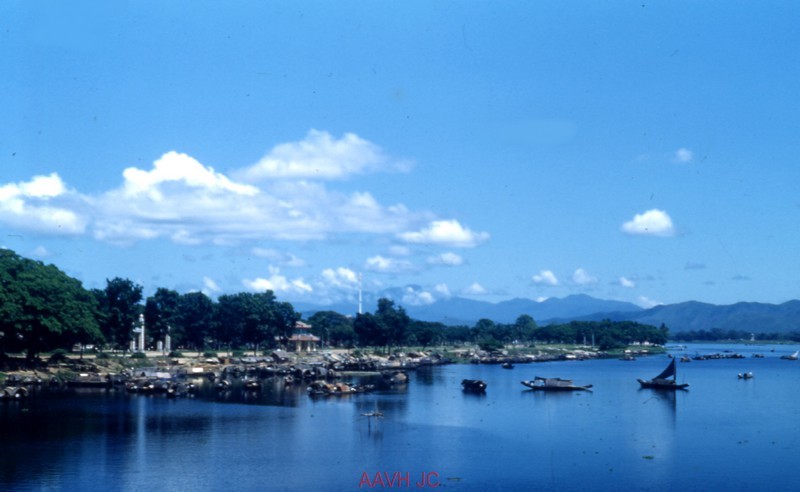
[{"left": 0, "top": 249, "right": 103, "bottom": 359}]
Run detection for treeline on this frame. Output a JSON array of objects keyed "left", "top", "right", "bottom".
[
  {"left": 313, "top": 307, "right": 667, "bottom": 352},
  {"left": 0, "top": 249, "right": 300, "bottom": 359},
  {"left": 671, "top": 328, "right": 800, "bottom": 343},
  {"left": 1, "top": 248, "right": 668, "bottom": 359}
]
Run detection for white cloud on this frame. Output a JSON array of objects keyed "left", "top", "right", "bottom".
[
  {"left": 365, "top": 255, "right": 415, "bottom": 273},
  {"left": 427, "top": 252, "right": 464, "bottom": 266},
  {"left": 203, "top": 276, "right": 221, "bottom": 295},
  {"left": 463, "top": 282, "right": 488, "bottom": 295},
  {"left": 535, "top": 296, "right": 549, "bottom": 302},
  {"left": 90, "top": 151, "right": 424, "bottom": 244},
  {"left": 637, "top": 296, "right": 662, "bottom": 308},
  {"left": 434, "top": 283, "right": 452, "bottom": 298},
  {"left": 572, "top": 268, "right": 598, "bottom": 285},
  {"left": 619, "top": 276, "right": 635, "bottom": 288},
  {"left": 399, "top": 219, "right": 489, "bottom": 248},
  {"left": 235, "top": 129, "right": 413, "bottom": 181},
  {"left": 532, "top": 269, "right": 559, "bottom": 286},
  {"left": 0, "top": 135, "right": 482, "bottom": 251},
  {"left": 621, "top": 209, "right": 676, "bottom": 237},
  {"left": 673, "top": 147, "right": 694, "bottom": 163},
  {"left": 243, "top": 266, "right": 313, "bottom": 294},
  {"left": 0, "top": 173, "right": 87, "bottom": 235},
  {"left": 30, "top": 246, "right": 52, "bottom": 259},
  {"left": 122, "top": 151, "right": 259, "bottom": 199},
  {"left": 402, "top": 286, "right": 436, "bottom": 306},
  {"left": 320, "top": 267, "right": 359, "bottom": 287}
]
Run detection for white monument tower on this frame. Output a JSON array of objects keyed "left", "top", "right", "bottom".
[{"left": 138, "top": 314, "right": 146, "bottom": 352}]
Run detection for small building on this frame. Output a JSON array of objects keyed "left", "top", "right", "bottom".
[{"left": 288, "top": 321, "right": 320, "bottom": 352}]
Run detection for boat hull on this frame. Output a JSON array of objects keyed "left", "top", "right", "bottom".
[
  {"left": 637, "top": 379, "right": 689, "bottom": 390},
  {"left": 521, "top": 381, "right": 592, "bottom": 391}
]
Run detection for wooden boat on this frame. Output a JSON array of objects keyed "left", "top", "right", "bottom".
[
  {"left": 521, "top": 377, "right": 592, "bottom": 392},
  {"left": 461, "top": 379, "right": 487, "bottom": 392},
  {"left": 780, "top": 350, "right": 798, "bottom": 360},
  {"left": 737, "top": 372, "right": 754, "bottom": 379},
  {"left": 307, "top": 380, "right": 373, "bottom": 396},
  {"left": 637, "top": 359, "right": 688, "bottom": 390}
]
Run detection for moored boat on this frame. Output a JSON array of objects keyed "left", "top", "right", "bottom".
[
  {"left": 737, "top": 372, "right": 754, "bottom": 379},
  {"left": 780, "top": 350, "right": 798, "bottom": 360},
  {"left": 521, "top": 377, "right": 592, "bottom": 392},
  {"left": 461, "top": 379, "right": 487, "bottom": 392},
  {"left": 637, "top": 359, "right": 689, "bottom": 390}
]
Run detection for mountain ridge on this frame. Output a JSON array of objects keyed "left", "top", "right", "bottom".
[{"left": 297, "top": 295, "right": 800, "bottom": 333}]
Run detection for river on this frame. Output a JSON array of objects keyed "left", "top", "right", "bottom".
[{"left": 2, "top": 343, "right": 799, "bottom": 491}]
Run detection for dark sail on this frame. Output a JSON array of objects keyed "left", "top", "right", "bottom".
[{"left": 653, "top": 359, "right": 676, "bottom": 380}]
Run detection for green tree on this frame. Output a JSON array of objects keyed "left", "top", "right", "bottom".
[
  {"left": 176, "top": 292, "right": 214, "bottom": 350},
  {"left": 94, "top": 277, "right": 143, "bottom": 351},
  {"left": 144, "top": 288, "right": 180, "bottom": 348},
  {"left": 308, "top": 310, "right": 356, "bottom": 347},
  {"left": 0, "top": 249, "right": 103, "bottom": 359}
]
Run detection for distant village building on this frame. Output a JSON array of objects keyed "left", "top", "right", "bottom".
[{"left": 288, "top": 321, "right": 320, "bottom": 352}]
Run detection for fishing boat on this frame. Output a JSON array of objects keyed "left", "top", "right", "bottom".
[
  {"left": 521, "top": 377, "right": 592, "bottom": 392},
  {"left": 637, "top": 359, "right": 689, "bottom": 390},
  {"left": 780, "top": 350, "right": 799, "bottom": 360},
  {"left": 461, "top": 379, "right": 487, "bottom": 392}
]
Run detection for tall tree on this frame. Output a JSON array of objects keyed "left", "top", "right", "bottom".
[
  {"left": 176, "top": 291, "right": 214, "bottom": 350},
  {"left": 144, "top": 288, "right": 180, "bottom": 349},
  {"left": 94, "top": 277, "right": 143, "bottom": 351},
  {"left": 308, "top": 311, "right": 356, "bottom": 347},
  {"left": 0, "top": 249, "right": 103, "bottom": 359}
]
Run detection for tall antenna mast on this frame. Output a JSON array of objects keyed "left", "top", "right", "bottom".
[{"left": 358, "top": 272, "right": 363, "bottom": 315}]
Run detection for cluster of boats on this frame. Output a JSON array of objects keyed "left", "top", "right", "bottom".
[{"left": 460, "top": 359, "right": 690, "bottom": 393}]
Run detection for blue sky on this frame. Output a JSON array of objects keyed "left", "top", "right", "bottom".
[{"left": 2, "top": 2, "right": 799, "bottom": 311}]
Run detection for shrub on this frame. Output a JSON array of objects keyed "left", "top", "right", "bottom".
[
  {"left": 49, "top": 349, "right": 70, "bottom": 363},
  {"left": 95, "top": 352, "right": 111, "bottom": 359},
  {"left": 130, "top": 352, "right": 147, "bottom": 359},
  {"left": 168, "top": 351, "right": 183, "bottom": 358}
]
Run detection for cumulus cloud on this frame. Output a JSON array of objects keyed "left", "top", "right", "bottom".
[
  {"left": 463, "top": 282, "right": 488, "bottom": 295},
  {"left": 572, "top": 268, "right": 598, "bottom": 285},
  {"left": 320, "top": 267, "right": 359, "bottom": 287},
  {"left": 434, "top": 283, "right": 452, "bottom": 298},
  {"left": 243, "top": 266, "right": 313, "bottom": 294},
  {"left": 0, "top": 134, "right": 487, "bottom": 254},
  {"left": 365, "top": 255, "right": 415, "bottom": 273},
  {"left": 30, "top": 245, "right": 52, "bottom": 259},
  {"left": 621, "top": 209, "right": 675, "bottom": 237},
  {"left": 673, "top": 147, "right": 694, "bottom": 163},
  {"left": 619, "top": 276, "right": 635, "bottom": 288},
  {"left": 637, "top": 296, "right": 662, "bottom": 308},
  {"left": 235, "top": 129, "right": 413, "bottom": 181},
  {"left": 203, "top": 276, "right": 222, "bottom": 296},
  {"left": 401, "top": 286, "right": 436, "bottom": 306},
  {"left": 427, "top": 252, "right": 464, "bottom": 266},
  {"left": 0, "top": 173, "right": 87, "bottom": 235},
  {"left": 399, "top": 219, "right": 489, "bottom": 248},
  {"left": 532, "top": 269, "right": 559, "bottom": 286}
]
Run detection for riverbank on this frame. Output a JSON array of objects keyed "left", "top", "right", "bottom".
[{"left": 0, "top": 344, "right": 664, "bottom": 386}]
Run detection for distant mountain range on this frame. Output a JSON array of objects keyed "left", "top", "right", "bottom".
[{"left": 297, "top": 294, "right": 800, "bottom": 334}]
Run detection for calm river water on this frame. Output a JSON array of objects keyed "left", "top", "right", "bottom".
[{"left": 2, "top": 343, "right": 799, "bottom": 491}]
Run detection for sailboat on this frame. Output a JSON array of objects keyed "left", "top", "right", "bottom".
[
  {"left": 637, "top": 358, "right": 689, "bottom": 390},
  {"left": 780, "top": 350, "right": 799, "bottom": 360}
]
